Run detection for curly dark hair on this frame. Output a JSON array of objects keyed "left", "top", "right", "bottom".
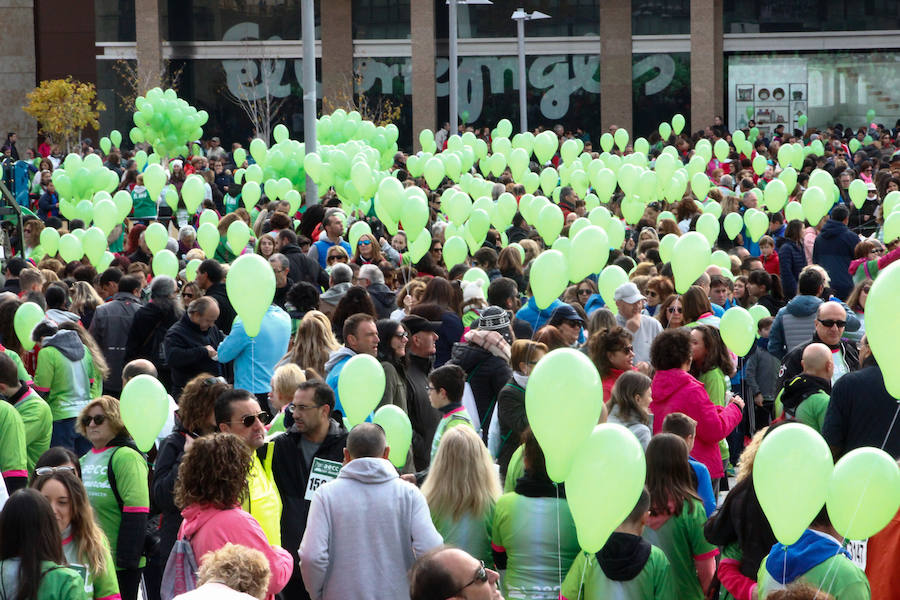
[
  {"left": 650, "top": 328, "right": 692, "bottom": 371},
  {"left": 174, "top": 433, "right": 252, "bottom": 510},
  {"left": 178, "top": 373, "right": 231, "bottom": 434},
  {"left": 587, "top": 326, "right": 634, "bottom": 378}
]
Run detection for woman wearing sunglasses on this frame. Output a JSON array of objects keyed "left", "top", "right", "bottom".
[
  {"left": 655, "top": 294, "right": 684, "bottom": 329},
  {"left": 76, "top": 395, "right": 149, "bottom": 600},
  {"left": 352, "top": 233, "right": 384, "bottom": 266},
  {"left": 32, "top": 468, "right": 120, "bottom": 599}
]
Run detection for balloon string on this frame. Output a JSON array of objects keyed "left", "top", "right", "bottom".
[
  {"left": 811, "top": 395, "right": 900, "bottom": 598},
  {"left": 577, "top": 552, "right": 588, "bottom": 600},
  {"left": 555, "top": 483, "right": 563, "bottom": 593}
]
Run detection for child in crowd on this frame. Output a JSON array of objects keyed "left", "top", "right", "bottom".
[
  {"left": 661, "top": 413, "right": 717, "bottom": 517},
  {"left": 643, "top": 433, "right": 718, "bottom": 600},
  {"left": 744, "top": 316, "right": 778, "bottom": 432},
  {"left": 758, "top": 235, "right": 780, "bottom": 277},
  {"left": 560, "top": 488, "right": 675, "bottom": 599}
]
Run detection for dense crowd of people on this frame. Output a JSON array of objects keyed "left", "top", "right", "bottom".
[{"left": 1, "top": 114, "right": 899, "bottom": 600}]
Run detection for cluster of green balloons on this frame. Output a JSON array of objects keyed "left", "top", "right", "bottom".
[
  {"left": 231, "top": 125, "right": 306, "bottom": 212},
  {"left": 754, "top": 423, "right": 900, "bottom": 544},
  {"left": 98, "top": 131, "right": 122, "bottom": 155},
  {"left": 51, "top": 153, "right": 122, "bottom": 218},
  {"left": 130, "top": 87, "right": 208, "bottom": 157}
]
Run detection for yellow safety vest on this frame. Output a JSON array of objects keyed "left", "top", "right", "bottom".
[{"left": 242, "top": 442, "right": 282, "bottom": 546}]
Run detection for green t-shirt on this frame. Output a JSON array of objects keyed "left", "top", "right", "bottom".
[
  {"left": 224, "top": 192, "right": 241, "bottom": 214},
  {"left": 0, "top": 401, "right": 27, "bottom": 481},
  {"left": 642, "top": 499, "right": 716, "bottom": 600},
  {"left": 34, "top": 345, "right": 102, "bottom": 420},
  {"left": 430, "top": 407, "right": 474, "bottom": 462},
  {"left": 757, "top": 549, "right": 870, "bottom": 600},
  {"left": 11, "top": 387, "right": 52, "bottom": 474},
  {"left": 3, "top": 348, "right": 29, "bottom": 382},
  {"left": 63, "top": 531, "right": 120, "bottom": 600},
  {"left": 131, "top": 186, "right": 156, "bottom": 218},
  {"left": 80, "top": 446, "right": 150, "bottom": 568},
  {"left": 504, "top": 444, "right": 525, "bottom": 493},
  {"left": 796, "top": 390, "right": 830, "bottom": 433},
  {"left": 432, "top": 505, "right": 495, "bottom": 569},
  {"left": 0, "top": 560, "right": 86, "bottom": 600},
  {"left": 698, "top": 368, "right": 730, "bottom": 464},
  {"left": 492, "top": 492, "right": 581, "bottom": 600},
  {"left": 561, "top": 545, "right": 676, "bottom": 600}
]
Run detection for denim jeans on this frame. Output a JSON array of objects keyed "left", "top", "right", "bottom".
[{"left": 51, "top": 417, "right": 92, "bottom": 456}]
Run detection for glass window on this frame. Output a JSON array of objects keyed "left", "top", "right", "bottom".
[
  {"left": 96, "top": 0, "right": 136, "bottom": 42},
  {"left": 633, "top": 53, "right": 690, "bottom": 138},
  {"left": 727, "top": 51, "right": 900, "bottom": 135},
  {"left": 724, "top": 0, "right": 900, "bottom": 33},
  {"left": 435, "top": 0, "right": 599, "bottom": 39},
  {"left": 632, "top": 0, "right": 690, "bottom": 35},
  {"left": 159, "top": 0, "right": 318, "bottom": 42},
  {"left": 352, "top": 0, "right": 411, "bottom": 39}
]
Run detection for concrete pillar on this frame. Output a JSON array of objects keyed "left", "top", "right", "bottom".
[
  {"left": 321, "top": 0, "right": 354, "bottom": 104},
  {"left": 0, "top": 1, "right": 37, "bottom": 150},
  {"left": 136, "top": 0, "right": 162, "bottom": 94},
  {"left": 411, "top": 0, "right": 436, "bottom": 151},
  {"left": 600, "top": 0, "right": 632, "bottom": 134},
  {"left": 690, "top": 0, "right": 724, "bottom": 134}
]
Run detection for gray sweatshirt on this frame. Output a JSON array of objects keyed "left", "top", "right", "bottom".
[{"left": 298, "top": 457, "right": 443, "bottom": 600}]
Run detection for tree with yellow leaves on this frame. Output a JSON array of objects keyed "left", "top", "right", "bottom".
[{"left": 23, "top": 78, "right": 106, "bottom": 154}]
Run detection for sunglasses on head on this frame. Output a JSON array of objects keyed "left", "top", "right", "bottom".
[
  {"left": 232, "top": 411, "right": 271, "bottom": 427},
  {"left": 817, "top": 318, "right": 846, "bottom": 329},
  {"left": 81, "top": 414, "right": 107, "bottom": 427},
  {"left": 34, "top": 465, "right": 76, "bottom": 477},
  {"left": 203, "top": 376, "right": 227, "bottom": 386}
]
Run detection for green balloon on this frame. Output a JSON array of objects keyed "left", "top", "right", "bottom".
[
  {"left": 696, "top": 213, "right": 719, "bottom": 246},
  {"left": 613, "top": 128, "right": 629, "bottom": 152},
  {"left": 752, "top": 154, "right": 767, "bottom": 176},
  {"left": 373, "top": 405, "right": 413, "bottom": 469},
  {"left": 534, "top": 130, "right": 558, "bottom": 164},
  {"left": 226, "top": 254, "right": 275, "bottom": 336},
  {"left": 723, "top": 212, "right": 743, "bottom": 240},
  {"left": 598, "top": 265, "right": 629, "bottom": 315},
  {"left": 671, "top": 113, "right": 686, "bottom": 135},
  {"left": 144, "top": 222, "right": 168, "bottom": 255},
  {"left": 181, "top": 174, "right": 205, "bottom": 214},
  {"left": 120, "top": 374, "right": 169, "bottom": 452},
  {"left": 763, "top": 179, "right": 788, "bottom": 213},
  {"left": 442, "top": 236, "right": 468, "bottom": 269},
  {"left": 719, "top": 306, "right": 756, "bottom": 355},
  {"left": 599, "top": 132, "right": 614, "bottom": 153},
  {"left": 197, "top": 210, "right": 217, "bottom": 228},
  {"left": 242, "top": 181, "right": 262, "bottom": 210},
  {"left": 525, "top": 348, "right": 603, "bottom": 482},
  {"left": 152, "top": 249, "right": 179, "bottom": 278},
  {"left": 530, "top": 250, "right": 569, "bottom": 310},
  {"left": 753, "top": 423, "right": 833, "bottom": 545},
  {"left": 40, "top": 227, "right": 60, "bottom": 257},
  {"left": 550, "top": 236, "right": 570, "bottom": 262},
  {"left": 197, "top": 222, "right": 219, "bottom": 257},
  {"left": 401, "top": 194, "right": 430, "bottom": 242},
  {"left": 92, "top": 199, "right": 118, "bottom": 236},
  {"left": 672, "top": 232, "right": 711, "bottom": 293},
  {"left": 749, "top": 304, "right": 771, "bottom": 323},
  {"left": 408, "top": 228, "right": 432, "bottom": 263},
  {"left": 113, "top": 190, "right": 133, "bottom": 222},
  {"left": 826, "top": 447, "right": 900, "bottom": 541},
  {"left": 711, "top": 249, "right": 732, "bottom": 271},
  {"left": 338, "top": 353, "right": 386, "bottom": 426},
  {"left": 744, "top": 209, "right": 769, "bottom": 243},
  {"left": 423, "top": 157, "right": 445, "bottom": 190},
  {"left": 801, "top": 186, "right": 829, "bottom": 225},
  {"left": 82, "top": 227, "right": 108, "bottom": 266},
  {"left": 58, "top": 233, "right": 83, "bottom": 263},
  {"left": 566, "top": 423, "right": 646, "bottom": 552},
  {"left": 462, "top": 267, "right": 490, "bottom": 295},
  {"left": 226, "top": 220, "right": 251, "bottom": 255},
  {"left": 884, "top": 212, "right": 900, "bottom": 245},
  {"left": 185, "top": 258, "right": 202, "bottom": 282},
  {"left": 536, "top": 203, "right": 563, "bottom": 246},
  {"left": 658, "top": 122, "right": 672, "bottom": 140},
  {"left": 867, "top": 262, "right": 900, "bottom": 397},
  {"left": 848, "top": 179, "right": 867, "bottom": 210},
  {"left": 785, "top": 201, "right": 804, "bottom": 224},
  {"left": 605, "top": 217, "right": 626, "bottom": 250},
  {"left": 14, "top": 302, "right": 44, "bottom": 351}
]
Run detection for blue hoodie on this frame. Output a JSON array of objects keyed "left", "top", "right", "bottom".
[
  {"left": 764, "top": 529, "right": 848, "bottom": 584},
  {"left": 812, "top": 219, "right": 860, "bottom": 300},
  {"left": 516, "top": 297, "right": 564, "bottom": 332},
  {"left": 216, "top": 305, "right": 291, "bottom": 394}
]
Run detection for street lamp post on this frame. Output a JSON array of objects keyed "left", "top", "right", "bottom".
[
  {"left": 511, "top": 8, "right": 550, "bottom": 134},
  {"left": 447, "top": 0, "right": 493, "bottom": 137},
  {"left": 302, "top": 0, "right": 318, "bottom": 202}
]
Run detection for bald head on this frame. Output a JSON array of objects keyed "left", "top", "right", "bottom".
[
  {"left": 801, "top": 342, "right": 834, "bottom": 380},
  {"left": 122, "top": 359, "right": 158, "bottom": 387},
  {"left": 344, "top": 422, "right": 388, "bottom": 461}
]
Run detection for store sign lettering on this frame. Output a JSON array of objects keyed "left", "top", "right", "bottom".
[{"left": 221, "top": 23, "right": 676, "bottom": 122}]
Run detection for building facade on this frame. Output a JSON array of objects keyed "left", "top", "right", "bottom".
[{"left": 6, "top": 0, "right": 900, "bottom": 152}]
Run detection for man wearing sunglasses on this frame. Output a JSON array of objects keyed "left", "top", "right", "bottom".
[
  {"left": 215, "top": 388, "right": 282, "bottom": 550},
  {"left": 410, "top": 546, "right": 504, "bottom": 600},
  {"left": 299, "top": 423, "right": 442, "bottom": 600},
  {"left": 775, "top": 301, "right": 859, "bottom": 398}
]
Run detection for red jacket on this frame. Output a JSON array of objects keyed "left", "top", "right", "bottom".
[
  {"left": 650, "top": 368, "right": 742, "bottom": 479},
  {"left": 761, "top": 251, "right": 780, "bottom": 276}
]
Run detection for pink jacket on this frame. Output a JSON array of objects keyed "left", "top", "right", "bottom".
[
  {"left": 179, "top": 504, "right": 293, "bottom": 600},
  {"left": 650, "top": 368, "right": 742, "bottom": 478}
]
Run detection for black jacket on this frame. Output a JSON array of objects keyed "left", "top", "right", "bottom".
[
  {"left": 125, "top": 301, "right": 180, "bottom": 388},
  {"left": 405, "top": 352, "right": 441, "bottom": 471},
  {"left": 823, "top": 357, "right": 900, "bottom": 459},
  {"left": 281, "top": 243, "right": 329, "bottom": 290},
  {"left": 496, "top": 377, "right": 527, "bottom": 479},
  {"left": 204, "top": 282, "right": 236, "bottom": 334},
  {"left": 776, "top": 333, "right": 858, "bottom": 397},
  {"left": 163, "top": 313, "right": 224, "bottom": 394},
  {"left": 150, "top": 423, "right": 190, "bottom": 563},
  {"left": 367, "top": 282, "right": 396, "bottom": 319},
  {"left": 704, "top": 476, "right": 776, "bottom": 579},
  {"left": 90, "top": 291, "right": 142, "bottom": 395},
  {"left": 269, "top": 420, "right": 348, "bottom": 600},
  {"left": 447, "top": 342, "right": 513, "bottom": 432}
]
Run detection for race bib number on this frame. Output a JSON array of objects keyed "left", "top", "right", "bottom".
[
  {"left": 304, "top": 458, "right": 342, "bottom": 501},
  {"left": 847, "top": 539, "right": 867, "bottom": 570}
]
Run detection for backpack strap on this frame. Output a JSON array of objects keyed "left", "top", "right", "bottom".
[{"left": 107, "top": 447, "right": 124, "bottom": 509}]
